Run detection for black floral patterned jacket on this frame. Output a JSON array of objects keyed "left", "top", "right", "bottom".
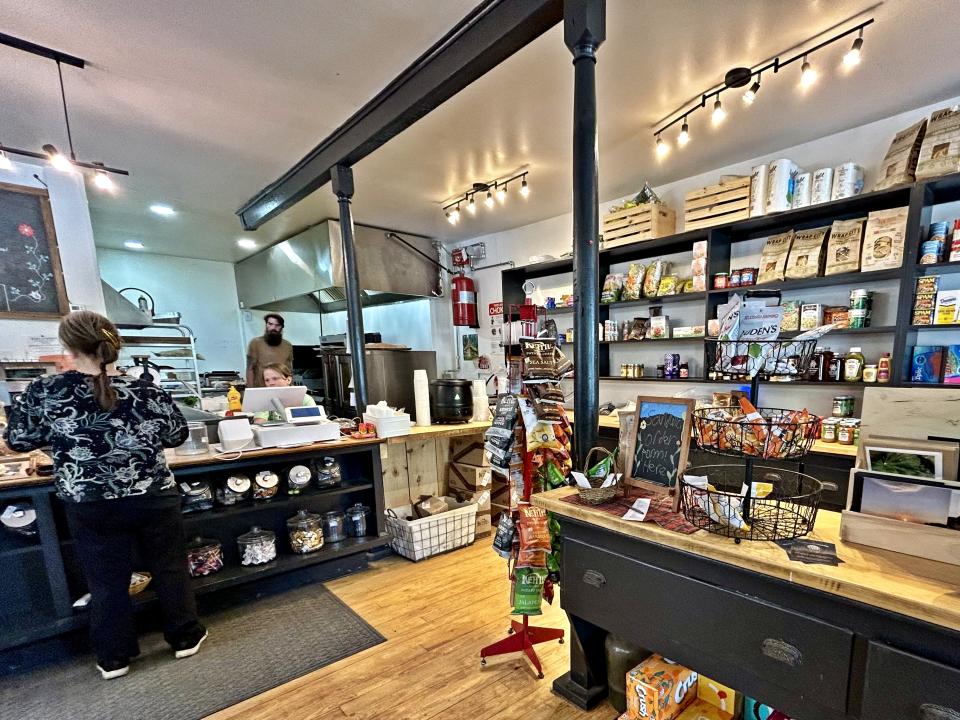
[{"left": 4, "top": 372, "right": 189, "bottom": 502}]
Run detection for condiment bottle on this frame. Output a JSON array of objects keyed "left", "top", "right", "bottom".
[
  {"left": 843, "top": 347, "right": 865, "bottom": 382},
  {"left": 877, "top": 352, "right": 891, "bottom": 383},
  {"left": 227, "top": 385, "right": 242, "bottom": 413},
  {"left": 862, "top": 364, "right": 878, "bottom": 383},
  {"left": 828, "top": 352, "right": 843, "bottom": 382}
]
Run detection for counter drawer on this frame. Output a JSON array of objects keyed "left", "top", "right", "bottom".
[
  {"left": 563, "top": 539, "right": 853, "bottom": 714},
  {"left": 862, "top": 642, "right": 960, "bottom": 720}
]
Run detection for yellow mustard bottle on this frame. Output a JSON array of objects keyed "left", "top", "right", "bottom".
[{"left": 227, "top": 385, "right": 242, "bottom": 412}]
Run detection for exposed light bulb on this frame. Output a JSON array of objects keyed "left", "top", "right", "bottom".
[
  {"left": 467, "top": 196, "right": 477, "bottom": 214},
  {"left": 0, "top": 150, "right": 12, "bottom": 171},
  {"left": 451, "top": 205, "right": 461, "bottom": 223},
  {"left": 843, "top": 34, "right": 863, "bottom": 68},
  {"left": 711, "top": 98, "right": 726, "bottom": 125},
  {"left": 677, "top": 120, "right": 690, "bottom": 147},
  {"left": 43, "top": 144, "right": 72, "bottom": 172},
  {"left": 800, "top": 57, "right": 818, "bottom": 88},
  {"left": 93, "top": 169, "right": 115, "bottom": 192},
  {"left": 485, "top": 190, "right": 494, "bottom": 209},
  {"left": 446, "top": 211, "right": 454, "bottom": 225},
  {"left": 655, "top": 135, "right": 669, "bottom": 159},
  {"left": 520, "top": 177, "right": 530, "bottom": 198},
  {"left": 743, "top": 80, "right": 761, "bottom": 106},
  {"left": 495, "top": 184, "right": 507, "bottom": 204}
]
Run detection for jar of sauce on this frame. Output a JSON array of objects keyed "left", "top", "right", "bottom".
[
  {"left": 713, "top": 273, "right": 729, "bottom": 289},
  {"left": 844, "top": 347, "right": 865, "bottom": 382},
  {"left": 821, "top": 418, "right": 839, "bottom": 442},
  {"left": 828, "top": 353, "right": 844, "bottom": 382},
  {"left": 862, "top": 364, "right": 878, "bottom": 383},
  {"left": 832, "top": 395, "right": 855, "bottom": 418},
  {"left": 729, "top": 269, "right": 741, "bottom": 287},
  {"left": 838, "top": 420, "right": 859, "bottom": 446}
]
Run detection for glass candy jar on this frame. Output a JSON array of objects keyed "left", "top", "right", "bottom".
[
  {"left": 286, "top": 510, "right": 324, "bottom": 554},
  {"left": 237, "top": 526, "right": 277, "bottom": 566},
  {"left": 186, "top": 536, "right": 223, "bottom": 577}
]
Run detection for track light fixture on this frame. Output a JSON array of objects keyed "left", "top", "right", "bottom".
[
  {"left": 442, "top": 171, "right": 530, "bottom": 225},
  {"left": 0, "top": 34, "right": 129, "bottom": 188},
  {"left": 651, "top": 18, "right": 872, "bottom": 159}
]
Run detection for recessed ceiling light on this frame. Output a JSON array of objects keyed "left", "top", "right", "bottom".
[
  {"left": 124, "top": 240, "right": 145, "bottom": 250},
  {"left": 149, "top": 203, "right": 176, "bottom": 217},
  {"left": 237, "top": 238, "right": 257, "bottom": 249}
]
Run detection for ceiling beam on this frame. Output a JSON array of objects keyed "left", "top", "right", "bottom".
[{"left": 235, "top": 0, "right": 563, "bottom": 231}]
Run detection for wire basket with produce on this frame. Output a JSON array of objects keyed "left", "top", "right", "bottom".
[{"left": 693, "top": 396, "right": 822, "bottom": 460}]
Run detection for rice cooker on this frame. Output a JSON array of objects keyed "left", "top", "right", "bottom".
[{"left": 429, "top": 379, "right": 473, "bottom": 424}]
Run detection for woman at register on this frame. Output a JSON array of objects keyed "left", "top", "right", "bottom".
[{"left": 252, "top": 363, "right": 317, "bottom": 424}]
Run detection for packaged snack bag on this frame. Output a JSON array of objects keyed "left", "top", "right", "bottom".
[{"left": 626, "top": 655, "right": 699, "bottom": 720}]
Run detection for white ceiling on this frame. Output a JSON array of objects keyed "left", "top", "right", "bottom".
[{"left": 3, "top": 0, "right": 960, "bottom": 262}]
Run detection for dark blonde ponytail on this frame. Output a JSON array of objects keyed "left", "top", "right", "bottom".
[{"left": 58, "top": 310, "right": 122, "bottom": 410}]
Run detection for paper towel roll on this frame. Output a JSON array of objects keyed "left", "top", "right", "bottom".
[
  {"left": 765, "top": 158, "right": 798, "bottom": 213},
  {"left": 749, "top": 164, "right": 768, "bottom": 217},
  {"left": 792, "top": 172, "right": 812, "bottom": 209},
  {"left": 471, "top": 379, "right": 489, "bottom": 422},
  {"left": 812, "top": 168, "right": 834, "bottom": 204},
  {"left": 831, "top": 162, "right": 865, "bottom": 200},
  {"left": 413, "top": 370, "right": 431, "bottom": 427}
]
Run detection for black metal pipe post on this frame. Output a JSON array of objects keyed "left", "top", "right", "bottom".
[
  {"left": 332, "top": 164, "right": 368, "bottom": 411},
  {"left": 566, "top": 0, "right": 605, "bottom": 467}
]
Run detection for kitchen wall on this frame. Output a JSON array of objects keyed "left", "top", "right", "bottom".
[
  {"left": 0, "top": 159, "right": 104, "bottom": 361},
  {"left": 445, "top": 93, "right": 960, "bottom": 417},
  {"left": 98, "top": 249, "right": 245, "bottom": 372}
]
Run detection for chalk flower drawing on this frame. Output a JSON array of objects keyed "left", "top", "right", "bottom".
[{"left": 9, "top": 223, "right": 52, "bottom": 306}]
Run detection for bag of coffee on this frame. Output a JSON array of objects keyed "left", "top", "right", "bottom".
[
  {"left": 917, "top": 106, "right": 960, "bottom": 181},
  {"left": 757, "top": 231, "right": 794, "bottom": 284},
  {"left": 785, "top": 226, "right": 829, "bottom": 279},
  {"left": 861, "top": 206, "right": 909, "bottom": 272},
  {"left": 874, "top": 118, "right": 927, "bottom": 190},
  {"left": 824, "top": 218, "right": 866, "bottom": 275}
]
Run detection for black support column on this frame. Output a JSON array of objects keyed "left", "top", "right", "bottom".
[
  {"left": 566, "top": 0, "right": 605, "bottom": 468},
  {"left": 332, "top": 164, "right": 368, "bottom": 411}
]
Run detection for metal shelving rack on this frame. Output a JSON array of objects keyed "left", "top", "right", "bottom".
[{"left": 118, "top": 324, "right": 202, "bottom": 399}]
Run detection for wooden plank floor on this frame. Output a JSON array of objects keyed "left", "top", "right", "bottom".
[{"left": 207, "top": 541, "right": 614, "bottom": 719}]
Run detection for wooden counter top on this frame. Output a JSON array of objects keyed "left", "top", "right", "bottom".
[
  {"left": 534, "top": 486, "right": 960, "bottom": 632},
  {"left": 164, "top": 436, "right": 383, "bottom": 469},
  {"left": 385, "top": 420, "right": 490, "bottom": 444}
]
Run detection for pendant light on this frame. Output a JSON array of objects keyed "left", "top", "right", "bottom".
[
  {"left": 519, "top": 175, "right": 530, "bottom": 198},
  {"left": 799, "top": 55, "right": 817, "bottom": 88},
  {"left": 711, "top": 97, "right": 726, "bottom": 125},
  {"left": 843, "top": 29, "right": 864, "bottom": 68},
  {"left": 677, "top": 118, "right": 690, "bottom": 147},
  {"left": 655, "top": 134, "right": 669, "bottom": 158}
]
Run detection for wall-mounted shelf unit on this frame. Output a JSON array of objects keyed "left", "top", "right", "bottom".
[
  {"left": 502, "top": 171, "right": 960, "bottom": 394},
  {"left": 118, "top": 324, "right": 202, "bottom": 399}
]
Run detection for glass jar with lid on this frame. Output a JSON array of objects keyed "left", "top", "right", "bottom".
[
  {"left": 286, "top": 465, "right": 312, "bottom": 495},
  {"left": 315, "top": 456, "right": 342, "bottom": 489},
  {"left": 345, "top": 503, "right": 371, "bottom": 537},
  {"left": 216, "top": 474, "right": 251, "bottom": 506},
  {"left": 323, "top": 510, "right": 346, "bottom": 543},
  {"left": 186, "top": 536, "right": 223, "bottom": 577},
  {"left": 286, "top": 510, "right": 324, "bottom": 554},
  {"left": 237, "top": 526, "right": 277, "bottom": 566},
  {"left": 175, "top": 422, "right": 210, "bottom": 456},
  {"left": 252, "top": 470, "right": 279, "bottom": 501},
  {"left": 179, "top": 480, "right": 214, "bottom": 513}
]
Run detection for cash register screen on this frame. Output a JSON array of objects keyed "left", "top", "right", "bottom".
[{"left": 289, "top": 406, "right": 322, "bottom": 418}]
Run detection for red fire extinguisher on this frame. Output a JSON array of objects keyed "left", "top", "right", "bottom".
[{"left": 452, "top": 272, "right": 479, "bottom": 328}]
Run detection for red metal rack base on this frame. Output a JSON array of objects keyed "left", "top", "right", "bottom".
[{"left": 480, "top": 614, "right": 565, "bottom": 679}]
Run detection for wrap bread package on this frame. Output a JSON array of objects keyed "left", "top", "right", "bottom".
[
  {"left": 784, "top": 226, "right": 829, "bottom": 279},
  {"left": 757, "top": 231, "right": 794, "bottom": 284},
  {"left": 811, "top": 167, "right": 834, "bottom": 204},
  {"left": 830, "top": 162, "right": 865, "bottom": 200},
  {"left": 792, "top": 172, "right": 812, "bottom": 209},
  {"left": 861, "top": 206, "right": 909, "bottom": 272},
  {"left": 824, "top": 218, "right": 866, "bottom": 275},
  {"left": 749, "top": 163, "right": 768, "bottom": 217},
  {"left": 916, "top": 106, "right": 960, "bottom": 181},
  {"left": 765, "top": 158, "right": 798, "bottom": 213},
  {"left": 874, "top": 118, "right": 927, "bottom": 190}
]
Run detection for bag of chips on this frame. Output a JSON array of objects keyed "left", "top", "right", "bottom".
[
  {"left": 623, "top": 263, "right": 644, "bottom": 300},
  {"left": 516, "top": 546, "right": 547, "bottom": 568},
  {"left": 520, "top": 338, "right": 572, "bottom": 381},
  {"left": 601, "top": 273, "right": 624, "bottom": 303},
  {"left": 492, "top": 513, "right": 515, "bottom": 559},
  {"left": 517, "top": 506, "right": 551, "bottom": 550},
  {"left": 485, "top": 394, "right": 518, "bottom": 445},
  {"left": 643, "top": 260, "right": 665, "bottom": 298},
  {"left": 512, "top": 567, "right": 547, "bottom": 615},
  {"left": 627, "top": 317, "right": 648, "bottom": 341}
]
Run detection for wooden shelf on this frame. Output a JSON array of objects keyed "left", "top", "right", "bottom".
[
  {"left": 708, "top": 268, "right": 903, "bottom": 295},
  {"left": 602, "top": 291, "right": 707, "bottom": 309},
  {"left": 780, "top": 325, "right": 897, "bottom": 338}
]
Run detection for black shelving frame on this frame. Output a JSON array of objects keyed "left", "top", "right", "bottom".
[{"left": 501, "top": 171, "right": 960, "bottom": 392}]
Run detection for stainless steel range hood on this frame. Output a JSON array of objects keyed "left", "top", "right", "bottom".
[
  {"left": 234, "top": 220, "right": 439, "bottom": 314},
  {"left": 101, "top": 282, "right": 153, "bottom": 328}
]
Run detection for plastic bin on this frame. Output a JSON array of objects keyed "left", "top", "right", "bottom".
[
  {"left": 362, "top": 412, "right": 412, "bottom": 439},
  {"left": 384, "top": 497, "right": 478, "bottom": 561}
]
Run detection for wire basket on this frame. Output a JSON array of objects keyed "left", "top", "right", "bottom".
[
  {"left": 693, "top": 406, "right": 822, "bottom": 460},
  {"left": 384, "top": 498, "right": 478, "bottom": 562},
  {"left": 680, "top": 464, "right": 822, "bottom": 542},
  {"left": 707, "top": 338, "right": 818, "bottom": 381}
]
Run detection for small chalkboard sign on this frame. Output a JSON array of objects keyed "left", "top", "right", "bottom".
[
  {"left": 0, "top": 182, "right": 68, "bottom": 319},
  {"left": 625, "top": 395, "right": 695, "bottom": 510}
]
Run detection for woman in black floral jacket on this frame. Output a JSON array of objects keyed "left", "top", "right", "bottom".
[{"left": 5, "top": 311, "right": 207, "bottom": 679}]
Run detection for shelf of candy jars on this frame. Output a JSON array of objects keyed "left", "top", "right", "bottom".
[{"left": 481, "top": 308, "right": 571, "bottom": 677}]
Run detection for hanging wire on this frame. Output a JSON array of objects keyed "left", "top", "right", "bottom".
[{"left": 55, "top": 60, "right": 77, "bottom": 161}]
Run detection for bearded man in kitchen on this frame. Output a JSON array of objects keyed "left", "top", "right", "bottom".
[{"left": 245, "top": 313, "right": 294, "bottom": 387}]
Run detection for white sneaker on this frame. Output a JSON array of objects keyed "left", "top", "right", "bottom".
[
  {"left": 96, "top": 662, "right": 129, "bottom": 680},
  {"left": 174, "top": 630, "right": 208, "bottom": 659}
]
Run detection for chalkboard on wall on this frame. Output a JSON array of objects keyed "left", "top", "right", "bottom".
[
  {"left": 625, "top": 395, "right": 695, "bottom": 510},
  {"left": 0, "top": 182, "right": 68, "bottom": 319}
]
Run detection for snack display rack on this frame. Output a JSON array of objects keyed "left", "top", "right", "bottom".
[
  {"left": 686, "top": 338, "right": 825, "bottom": 541},
  {"left": 480, "top": 303, "right": 565, "bottom": 679}
]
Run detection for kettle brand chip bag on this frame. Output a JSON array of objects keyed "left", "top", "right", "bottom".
[
  {"left": 517, "top": 506, "right": 551, "bottom": 550},
  {"left": 512, "top": 567, "right": 547, "bottom": 615}
]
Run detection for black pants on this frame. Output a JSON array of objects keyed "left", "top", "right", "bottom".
[{"left": 66, "top": 495, "right": 200, "bottom": 664}]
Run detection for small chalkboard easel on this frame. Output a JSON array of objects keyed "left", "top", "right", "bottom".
[{"left": 624, "top": 395, "right": 696, "bottom": 511}]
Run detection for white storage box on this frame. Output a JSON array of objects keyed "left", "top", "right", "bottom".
[
  {"left": 384, "top": 497, "right": 478, "bottom": 561},
  {"left": 362, "top": 412, "right": 412, "bottom": 439}
]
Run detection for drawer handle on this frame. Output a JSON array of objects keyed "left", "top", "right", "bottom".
[
  {"left": 582, "top": 569, "right": 606, "bottom": 588},
  {"left": 821, "top": 481, "right": 839, "bottom": 491},
  {"left": 761, "top": 638, "right": 802, "bottom": 667},
  {"left": 921, "top": 704, "right": 960, "bottom": 720}
]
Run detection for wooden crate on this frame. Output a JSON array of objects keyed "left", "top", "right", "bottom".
[
  {"left": 683, "top": 176, "right": 751, "bottom": 230},
  {"left": 601, "top": 203, "right": 676, "bottom": 248}
]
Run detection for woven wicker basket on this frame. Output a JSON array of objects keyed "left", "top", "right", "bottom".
[
  {"left": 129, "top": 571, "right": 152, "bottom": 595},
  {"left": 576, "top": 447, "right": 621, "bottom": 505}
]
